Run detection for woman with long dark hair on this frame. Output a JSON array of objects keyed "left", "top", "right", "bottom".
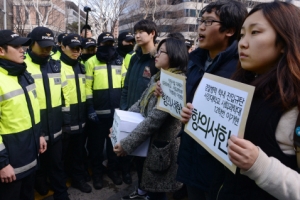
[
  {"left": 113, "top": 37, "right": 189, "bottom": 200},
  {"left": 218, "top": 2, "right": 300, "bottom": 199},
  {"left": 181, "top": 1, "right": 300, "bottom": 199}
]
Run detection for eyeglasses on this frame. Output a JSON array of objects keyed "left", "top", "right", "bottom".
[
  {"left": 155, "top": 50, "right": 168, "bottom": 57},
  {"left": 198, "top": 19, "right": 222, "bottom": 26}
]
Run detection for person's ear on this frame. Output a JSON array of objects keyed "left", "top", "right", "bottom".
[
  {"left": 0, "top": 46, "right": 6, "bottom": 56},
  {"left": 150, "top": 30, "right": 155, "bottom": 38},
  {"left": 61, "top": 45, "right": 66, "bottom": 52},
  {"left": 225, "top": 28, "right": 235, "bottom": 37}
]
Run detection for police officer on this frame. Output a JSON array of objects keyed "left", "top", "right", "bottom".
[
  {"left": 0, "top": 30, "right": 47, "bottom": 200},
  {"left": 85, "top": 32, "right": 123, "bottom": 189},
  {"left": 80, "top": 38, "right": 97, "bottom": 64},
  {"left": 117, "top": 32, "right": 135, "bottom": 87},
  {"left": 116, "top": 32, "right": 135, "bottom": 184},
  {"left": 52, "top": 33, "right": 68, "bottom": 60},
  {"left": 60, "top": 33, "right": 92, "bottom": 193},
  {"left": 80, "top": 25, "right": 93, "bottom": 38},
  {"left": 25, "top": 27, "right": 70, "bottom": 199},
  {"left": 80, "top": 37, "right": 97, "bottom": 182}
]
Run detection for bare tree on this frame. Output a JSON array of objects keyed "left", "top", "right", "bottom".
[
  {"left": 8, "top": 0, "right": 65, "bottom": 36},
  {"left": 31, "top": 0, "right": 54, "bottom": 27},
  {"left": 85, "top": 0, "right": 129, "bottom": 35},
  {"left": 5, "top": 0, "right": 31, "bottom": 36}
]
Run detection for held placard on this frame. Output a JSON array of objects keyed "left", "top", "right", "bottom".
[
  {"left": 157, "top": 69, "right": 186, "bottom": 120},
  {"left": 184, "top": 73, "right": 255, "bottom": 173}
]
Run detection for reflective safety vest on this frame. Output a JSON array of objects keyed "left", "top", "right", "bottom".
[
  {"left": 61, "top": 60, "right": 86, "bottom": 134},
  {"left": 121, "top": 51, "right": 135, "bottom": 88},
  {"left": 85, "top": 54, "right": 123, "bottom": 118},
  {"left": 25, "top": 54, "right": 70, "bottom": 144},
  {"left": 0, "top": 61, "right": 41, "bottom": 180},
  {"left": 51, "top": 50, "right": 61, "bottom": 61}
]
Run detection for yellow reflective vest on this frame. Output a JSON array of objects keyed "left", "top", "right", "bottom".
[
  {"left": 85, "top": 54, "right": 123, "bottom": 118},
  {"left": 51, "top": 50, "right": 61, "bottom": 61},
  {"left": 0, "top": 59, "right": 41, "bottom": 180},
  {"left": 121, "top": 51, "right": 135, "bottom": 88},
  {"left": 25, "top": 51, "right": 70, "bottom": 143},
  {"left": 61, "top": 56, "right": 86, "bottom": 134}
]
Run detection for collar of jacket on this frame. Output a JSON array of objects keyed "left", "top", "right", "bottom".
[
  {"left": 27, "top": 50, "right": 49, "bottom": 65},
  {"left": 96, "top": 46, "right": 118, "bottom": 63},
  {"left": 135, "top": 45, "right": 157, "bottom": 59},
  {"left": 60, "top": 51, "right": 78, "bottom": 66},
  {"left": 80, "top": 53, "right": 94, "bottom": 62},
  {"left": 189, "top": 40, "right": 238, "bottom": 72},
  {"left": 0, "top": 58, "right": 27, "bottom": 76},
  {"left": 58, "top": 47, "right": 62, "bottom": 53}
]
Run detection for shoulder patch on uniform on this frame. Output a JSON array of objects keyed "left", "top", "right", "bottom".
[
  {"left": 115, "top": 58, "right": 122, "bottom": 65},
  {"left": 50, "top": 60, "right": 61, "bottom": 73}
]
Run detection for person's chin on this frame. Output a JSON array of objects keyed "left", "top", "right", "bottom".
[
  {"left": 16, "top": 60, "right": 24, "bottom": 64},
  {"left": 198, "top": 42, "right": 207, "bottom": 49}
]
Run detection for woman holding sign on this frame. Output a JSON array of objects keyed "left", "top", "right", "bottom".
[
  {"left": 214, "top": 2, "right": 300, "bottom": 200},
  {"left": 113, "top": 37, "right": 188, "bottom": 200}
]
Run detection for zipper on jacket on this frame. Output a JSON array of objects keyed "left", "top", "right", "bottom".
[{"left": 216, "top": 183, "right": 224, "bottom": 200}]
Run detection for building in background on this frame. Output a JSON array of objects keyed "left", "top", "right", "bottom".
[
  {"left": 119, "top": 0, "right": 300, "bottom": 42},
  {"left": 65, "top": 1, "right": 86, "bottom": 34},
  {"left": 0, "top": 0, "right": 13, "bottom": 30},
  {"left": 6, "top": 0, "right": 66, "bottom": 36}
]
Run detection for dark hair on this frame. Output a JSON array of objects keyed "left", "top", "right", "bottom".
[
  {"left": 201, "top": 0, "right": 248, "bottom": 44},
  {"left": 0, "top": 44, "right": 8, "bottom": 51},
  {"left": 157, "top": 38, "right": 188, "bottom": 72},
  {"left": 167, "top": 32, "right": 185, "bottom": 41},
  {"left": 134, "top": 19, "right": 157, "bottom": 43},
  {"left": 232, "top": 1, "right": 300, "bottom": 110}
]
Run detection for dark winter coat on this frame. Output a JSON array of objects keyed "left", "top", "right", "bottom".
[
  {"left": 176, "top": 41, "right": 239, "bottom": 192},
  {"left": 119, "top": 47, "right": 158, "bottom": 110}
]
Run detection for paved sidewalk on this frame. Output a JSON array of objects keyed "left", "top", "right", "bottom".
[
  {"left": 39, "top": 171, "right": 187, "bottom": 200},
  {"left": 42, "top": 173, "right": 137, "bottom": 200}
]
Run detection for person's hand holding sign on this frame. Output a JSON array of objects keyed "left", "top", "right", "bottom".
[
  {"left": 180, "top": 103, "right": 194, "bottom": 124},
  {"left": 154, "top": 81, "right": 163, "bottom": 97},
  {"left": 228, "top": 135, "right": 259, "bottom": 171}
]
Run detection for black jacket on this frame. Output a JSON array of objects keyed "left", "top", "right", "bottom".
[
  {"left": 176, "top": 41, "right": 239, "bottom": 191},
  {"left": 119, "top": 48, "right": 158, "bottom": 110}
]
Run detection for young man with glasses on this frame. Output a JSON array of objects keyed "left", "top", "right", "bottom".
[
  {"left": 179, "top": 1, "right": 248, "bottom": 199},
  {"left": 155, "top": 1, "right": 248, "bottom": 200}
]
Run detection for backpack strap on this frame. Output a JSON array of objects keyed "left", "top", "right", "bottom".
[{"left": 293, "top": 112, "right": 300, "bottom": 168}]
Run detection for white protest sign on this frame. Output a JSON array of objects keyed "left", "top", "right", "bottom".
[
  {"left": 184, "top": 73, "right": 255, "bottom": 173},
  {"left": 157, "top": 69, "right": 186, "bottom": 120}
]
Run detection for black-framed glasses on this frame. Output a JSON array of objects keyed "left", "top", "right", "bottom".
[
  {"left": 156, "top": 50, "right": 168, "bottom": 57},
  {"left": 198, "top": 19, "right": 222, "bottom": 26}
]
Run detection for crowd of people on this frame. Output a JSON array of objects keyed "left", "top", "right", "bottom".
[{"left": 1, "top": 0, "right": 300, "bottom": 200}]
